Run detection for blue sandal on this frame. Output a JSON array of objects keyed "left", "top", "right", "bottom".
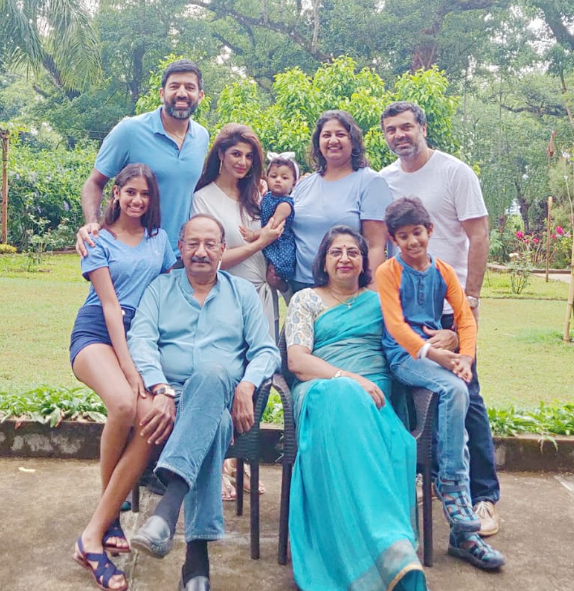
[
  {"left": 448, "top": 530, "right": 506, "bottom": 570},
  {"left": 73, "top": 536, "right": 128, "bottom": 591},
  {"left": 103, "top": 518, "right": 130, "bottom": 555},
  {"left": 434, "top": 479, "right": 481, "bottom": 532}
]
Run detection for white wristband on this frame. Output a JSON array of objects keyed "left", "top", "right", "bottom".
[
  {"left": 333, "top": 369, "right": 343, "bottom": 378},
  {"left": 418, "top": 342, "right": 431, "bottom": 360}
]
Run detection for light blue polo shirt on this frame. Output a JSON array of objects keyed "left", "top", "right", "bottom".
[{"left": 95, "top": 107, "right": 209, "bottom": 256}]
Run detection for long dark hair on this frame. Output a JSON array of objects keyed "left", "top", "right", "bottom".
[
  {"left": 196, "top": 123, "right": 263, "bottom": 221},
  {"left": 310, "top": 110, "right": 369, "bottom": 174},
  {"left": 312, "top": 225, "right": 371, "bottom": 288},
  {"left": 103, "top": 163, "right": 161, "bottom": 236}
]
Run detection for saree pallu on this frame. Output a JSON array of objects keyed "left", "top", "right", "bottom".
[{"left": 290, "top": 291, "right": 427, "bottom": 591}]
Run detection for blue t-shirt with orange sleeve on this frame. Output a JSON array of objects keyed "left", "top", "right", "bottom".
[
  {"left": 81, "top": 228, "right": 176, "bottom": 310},
  {"left": 376, "top": 254, "right": 476, "bottom": 367}
]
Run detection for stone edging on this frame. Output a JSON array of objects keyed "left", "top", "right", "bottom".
[{"left": 1, "top": 420, "right": 573, "bottom": 472}]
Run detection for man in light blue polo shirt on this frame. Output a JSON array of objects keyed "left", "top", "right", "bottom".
[{"left": 76, "top": 59, "right": 209, "bottom": 258}]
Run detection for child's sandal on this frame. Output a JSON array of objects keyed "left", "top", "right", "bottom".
[{"left": 434, "top": 479, "right": 480, "bottom": 532}]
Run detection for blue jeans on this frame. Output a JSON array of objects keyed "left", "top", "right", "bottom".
[
  {"left": 156, "top": 364, "right": 235, "bottom": 541},
  {"left": 392, "top": 355, "right": 470, "bottom": 484},
  {"left": 441, "top": 314, "right": 500, "bottom": 504}
]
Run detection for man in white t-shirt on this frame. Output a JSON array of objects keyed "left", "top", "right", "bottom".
[{"left": 380, "top": 102, "right": 501, "bottom": 540}]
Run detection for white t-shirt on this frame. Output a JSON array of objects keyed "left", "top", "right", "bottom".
[
  {"left": 380, "top": 150, "right": 488, "bottom": 292},
  {"left": 191, "top": 182, "right": 266, "bottom": 285}
]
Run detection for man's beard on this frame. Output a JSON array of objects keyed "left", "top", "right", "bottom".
[{"left": 164, "top": 98, "right": 199, "bottom": 120}]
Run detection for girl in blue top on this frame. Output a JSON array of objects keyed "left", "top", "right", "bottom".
[{"left": 71, "top": 164, "right": 175, "bottom": 591}]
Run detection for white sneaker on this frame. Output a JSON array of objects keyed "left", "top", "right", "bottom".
[{"left": 474, "top": 501, "right": 500, "bottom": 537}]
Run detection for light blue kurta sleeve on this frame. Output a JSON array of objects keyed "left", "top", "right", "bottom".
[
  {"left": 240, "top": 282, "right": 281, "bottom": 387},
  {"left": 127, "top": 279, "right": 168, "bottom": 389}
]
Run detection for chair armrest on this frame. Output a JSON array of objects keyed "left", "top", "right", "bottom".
[
  {"left": 409, "top": 387, "right": 438, "bottom": 442},
  {"left": 271, "top": 373, "right": 298, "bottom": 464},
  {"left": 253, "top": 378, "right": 273, "bottom": 425}
]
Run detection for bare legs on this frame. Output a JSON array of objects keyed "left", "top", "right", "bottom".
[{"left": 73, "top": 343, "right": 154, "bottom": 590}]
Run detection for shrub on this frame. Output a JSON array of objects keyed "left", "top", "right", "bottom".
[
  {"left": 7, "top": 142, "right": 97, "bottom": 250},
  {"left": 0, "top": 244, "right": 17, "bottom": 254}
]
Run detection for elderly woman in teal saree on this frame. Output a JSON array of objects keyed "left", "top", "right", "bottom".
[{"left": 286, "top": 226, "right": 428, "bottom": 591}]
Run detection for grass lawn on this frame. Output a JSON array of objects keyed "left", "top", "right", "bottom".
[{"left": 1, "top": 254, "right": 573, "bottom": 408}]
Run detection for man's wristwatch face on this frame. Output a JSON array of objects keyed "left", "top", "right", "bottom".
[
  {"left": 466, "top": 296, "right": 479, "bottom": 309},
  {"left": 154, "top": 385, "right": 176, "bottom": 398}
]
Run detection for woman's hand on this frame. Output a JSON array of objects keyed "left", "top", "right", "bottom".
[
  {"left": 345, "top": 371, "right": 386, "bottom": 409},
  {"left": 123, "top": 364, "right": 147, "bottom": 399},
  {"left": 258, "top": 217, "right": 285, "bottom": 247}
]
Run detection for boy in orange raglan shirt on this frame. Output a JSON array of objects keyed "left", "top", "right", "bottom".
[{"left": 376, "top": 197, "right": 505, "bottom": 571}]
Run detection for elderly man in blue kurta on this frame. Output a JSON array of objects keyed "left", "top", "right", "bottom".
[
  {"left": 128, "top": 214, "right": 280, "bottom": 591},
  {"left": 76, "top": 59, "right": 209, "bottom": 258}
]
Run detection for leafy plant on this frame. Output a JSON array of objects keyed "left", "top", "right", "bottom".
[
  {"left": 0, "top": 386, "right": 107, "bottom": 427},
  {"left": 261, "top": 390, "right": 285, "bottom": 425},
  {"left": 0, "top": 244, "right": 17, "bottom": 254},
  {"left": 488, "top": 402, "right": 574, "bottom": 438}
]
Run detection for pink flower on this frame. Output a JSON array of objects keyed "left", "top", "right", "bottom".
[
  {"left": 551, "top": 234, "right": 557, "bottom": 239},
  {"left": 556, "top": 226, "right": 564, "bottom": 235},
  {"left": 532, "top": 238, "right": 539, "bottom": 244},
  {"left": 516, "top": 231, "right": 525, "bottom": 239},
  {"left": 524, "top": 238, "right": 530, "bottom": 244}
]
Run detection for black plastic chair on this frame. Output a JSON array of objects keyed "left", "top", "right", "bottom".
[
  {"left": 131, "top": 378, "right": 273, "bottom": 561},
  {"left": 272, "top": 328, "right": 438, "bottom": 567}
]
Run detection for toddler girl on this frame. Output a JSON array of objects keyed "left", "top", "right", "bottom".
[{"left": 241, "top": 152, "right": 297, "bottom": 283}]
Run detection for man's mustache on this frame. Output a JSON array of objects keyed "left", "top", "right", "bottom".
[{"left": 190, "top": 255, "right": 211, "bottom": 264}]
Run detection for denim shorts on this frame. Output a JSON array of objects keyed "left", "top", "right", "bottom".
[{"left": 70, "top": 304, "right": 135, "bottom": 366}]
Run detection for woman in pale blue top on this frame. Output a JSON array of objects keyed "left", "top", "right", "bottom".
[
  {"left": 291, "top": 110, "right": 393, "bottom": 289},
  {"left": 70, "top": 164, "right": 175, "bottom": 591}
]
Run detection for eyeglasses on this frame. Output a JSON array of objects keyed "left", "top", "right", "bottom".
[
  {"left": 182, "top": 240, "right": 221, "bottom": 252},
  {"left": 327, "top": 247, "right": 361, "bottom": 259}
]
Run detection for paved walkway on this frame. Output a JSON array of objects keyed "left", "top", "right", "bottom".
[
  {"left": 533, "top": 272, "right": 572, "bottom": 284},
  {"left": 2, "top": 458, "right": 574, "bottom": 590}
]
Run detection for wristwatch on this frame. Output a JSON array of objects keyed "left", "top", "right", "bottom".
[
  {"left": 153, "top": 385, "right": 176, "bottom": 398},
  {"left": 466, "top": 295, "right": 480, "bottom": 309}
]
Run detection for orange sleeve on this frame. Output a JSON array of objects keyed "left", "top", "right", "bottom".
[
  {"left": 376, "top": 258, "right": 427, "bottom": 359},
  {"left": 436, "top": 259, "right": 477, "bottom": 359}
]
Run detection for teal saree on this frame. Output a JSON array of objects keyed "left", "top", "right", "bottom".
[{"left": 289, "top": 291, "right": 427, "bottom": 591}]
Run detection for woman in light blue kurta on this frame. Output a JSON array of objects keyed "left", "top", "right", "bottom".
[{"left": 286, "top": 226, "right": 427, "bottom": 591}]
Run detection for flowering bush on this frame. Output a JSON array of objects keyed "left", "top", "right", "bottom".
[{"left": 512, "top": 227, "right": 572, "bottom": 269}]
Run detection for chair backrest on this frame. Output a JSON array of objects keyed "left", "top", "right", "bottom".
[{"left": 278, "top": 326, "right": 296, "bottom": 389}]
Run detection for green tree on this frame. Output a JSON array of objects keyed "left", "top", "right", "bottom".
[
  {"left": 0, "top": 0, "right": 101, "bottom": 92},
  {"left": 212, "top": 58, "right": 457, "bottom": 171}
]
